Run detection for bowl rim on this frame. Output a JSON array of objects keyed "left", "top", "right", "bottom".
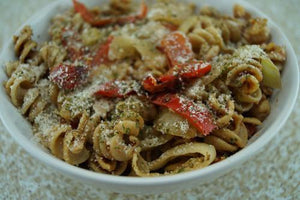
[{"left": 0, "top": 0, "right": 299, "bottom": 187}]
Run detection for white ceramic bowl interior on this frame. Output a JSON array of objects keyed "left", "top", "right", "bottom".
[{"left": 0, "top": 0, "right": 298, "bottom": 194}]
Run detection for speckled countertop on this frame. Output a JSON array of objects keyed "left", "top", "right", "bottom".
[{"left": 0, "top": 0, "right": 300, "bottom": 199}]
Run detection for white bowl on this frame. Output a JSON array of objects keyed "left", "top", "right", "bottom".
[{"left": 0, "top": 0, "right": 298, "bottom": 194}]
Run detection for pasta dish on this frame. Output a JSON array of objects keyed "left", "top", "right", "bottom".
[{"left": 3, "top": 0, "right": 285, "bottom": 176}]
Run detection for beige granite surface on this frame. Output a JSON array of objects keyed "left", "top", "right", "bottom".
[{"left": 0, "top": 0, "right": 300, "bottom": 199}]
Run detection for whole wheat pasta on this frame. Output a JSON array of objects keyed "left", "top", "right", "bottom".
[{"left": 3, "top": 0, "right": 285, "bottom": 176}]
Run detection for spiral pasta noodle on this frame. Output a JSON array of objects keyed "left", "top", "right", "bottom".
[
  {"left": 92, "top": 105, "right": 143, "bottom": 163},
  {"left": 5, "top": 61, "right": 20, "bottom": 77},
  {"left": 13, "top": 26, "right": 38, "bottom": 63},
  {"left": 214, "top": 45, "right": 267, "bottom": 112},
  {"left": 50, "top": 127, "right": 90, "bottom": 165},
  {"left": 188, "top": 26, "right": 224, "bottom": 61},
  {"left": 261, "top": 42, "right": 286, "bottom": 73},
  {"left": 5, "top": 64, "right": 46, "bottom": 108},
  {"left": 147, "top": 0, "right": 195, "bottom": 26},
  {"left": 204, "top": 113, "right": 248, "bottom": 152},
  {"left": 36, "top": 111, "right": 90, "bottom": 165},
  {"left": 40, "top": 43, "right": 67, "bottom": 69},
  {"left": 88, "top": 153, "right": 128, "bottom": 175},
  {"left": 244, "top": 18, "right": 270, "bottom": 44}
]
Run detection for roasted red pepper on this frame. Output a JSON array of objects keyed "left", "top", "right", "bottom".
[
  {"left": 160, "top": 32, "right": 194, "bottom": 66},
  {"left": 73, "top": 0, "right": 148, "bottom": 27},
  {"left": 142, "top": 61, "right": 211, "bottom": 93},
  {"left": 94, "top": 81, "right": 124, "bottom": 98},
  {"left": 73, "top": 0, "right": 114, "bottom": 26},
  {"left": 91, "top": 36, "right": 114, "bottom": 67},
  {"left": 116, "top": 2, "right": 148, "bottom": 25},
  {"left": 52, "top": 34, "right": 114, "bottom": 89},
  {"left": 162, "top": 23, "right": 178, "bottom": 31},
  {"left": 142, "top": 74, "right": 178, "bottom": 93},
  {"left": 142, "top": 32, "right": 212, "bottom": 93},
  {"left": 49, "top": 63, "right": 88, "bottom": 90},
  {"left": 152, "top": 93, "right": 216, "bottom": 136},
  {"left": 179, "top": 61, "right": 211, "bottom": 79},
  {"left": 94, "top": 81, "right": 139, "bottom": 98}
]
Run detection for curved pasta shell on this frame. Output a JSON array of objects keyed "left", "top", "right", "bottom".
[
  {"left": 244, "top": 18, "right": 270, "bottom": 44},
  {"left": 243, "top": 117, "right": 262, "bottom": 125},
  {"left": 148, "top": 142, "right": 216, "bottom": 171},
  {"left": 63, "top": 143, "right": 90, "bottom": 165},
  {"left": 88, "top": 153, "right": 128, "bottom": 175},
  {"left": 5, "top": 61, "right": 20, "bottom": 77},
  {"left": 27, "top": 97, "right": 47, "bottom": 122},
  {"left": 235, "top": 102, "right": 254, "bottom": 113},
  {"left": 248, "top": 96, "right": 271, "bottom": 121},
  {"left": 84, "top": 114, "right": 101, "bottom": 144},
  {"left": 109, "top": 134, "right": 139, "bottom": 161},
  {"left": 132, "top": 142, "right": 216, "bottom": 176},
  {"left": 93, "top": 122, "right": 113, "bottom": 159},
  {"left": 208, "top": 94, "right": 235, "bottom": 127},
  {"left": 49, "top": 125, "right": 89, "bottom": 165},
  {"left": 114, "top": 120, "right": 140, "bottom": 136},
  {"left": 9, "top": 78, "right": 32, "bottom": 106},
  {"left": 49, "top": 125, "right": 71, "bottom": 159},
  {"left": 112, "top": 161, "right": 128, "bottom": 175},
  {"left": 40, "top": 43, "right": 67, "bottom": 69},
  {"left": 204, "top": 135, "right": 238, "bottom": 152},
  {"left": 132, "top": 152, "right": 158, "bottom": 177},
  {"left": 179, "top": 16, "right": 198, "bottom": 33},
  {"left": 21, "top": 88, "right": 39, "bottom": 114},
  {"left": 226, "top": 64, "right": 263, "bottom": 88},
  {"left": 89, "top": 158, "right": 109, "bottom": 174},
  {"left": 235, "top": 88, "right": 262, "bottom": 104},
  {"left": 165, "top": 157, "right": 209, "bottom": 174},
  {"left": 222, "top": 19, "right": 242, "bottom": 42},
  {"left": 205, "top": 113, "right": 248, "bottom": 152},
  {"left": 95, "top": 154, "right": 117, "bottom": 172},
  {"left": 63, "top": 130, "right": 90, "bottom": 165}
]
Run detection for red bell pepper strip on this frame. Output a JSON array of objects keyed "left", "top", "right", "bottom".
[
  {"left": 94, "top": 81, "right": 139, "bottom": 98},
  {"left": 160, "top": 32, "right": 194, "bottom": 66},
  {"left": 152, "top": 93, "right": 216, "bottom": 136},
  {"left": 162, "top": 23, "right": 178, "bottom": 31},
  {"left": 52, "top": 35, "right": 114, "bottom": 89},
  {"left": 91, "top": 36, "right": 114, "bottom": 67},
  {"left": 73, "top": 0, "right": 114, "bottom": 26},
  {"left": 94, "top": 81, "right": 124, "bottom": 98},
  {"left": 142, "top": 61, "right": 211, "bottom": 93},
  {"left": 73, "top": 0, "right": 148, "bottom": 27},
  {"left": 116, "top": 2, "right": 148, "bottom": 25},
  {"left": 142, "top": 31, "right": 212, "bottom": 93},
  {"left": 137, "top": 2, "right": 148, "bottom": 19},
  {"left": 49, "top": 63, "right": 88, "bottom": 90},
  {"left": 143, "top": 74, "right": 178, "bottom": 93},
  {"left": 179, "top": 61, "right": 211, "bottom": 79}
]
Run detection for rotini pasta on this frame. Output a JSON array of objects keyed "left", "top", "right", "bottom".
[
  {"left": 40, "top": 42, "right": 67, "bottom": 69},
  {"left": 3, "top": 0, "right": 285, "bottom": 176},
  {"left": 13, "top": 26, "right": 38, "bottom": 63}
]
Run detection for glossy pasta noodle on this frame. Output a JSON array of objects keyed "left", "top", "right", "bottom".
[{"left": 3, "top": 0, "right": 285, "bottom": 176}]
